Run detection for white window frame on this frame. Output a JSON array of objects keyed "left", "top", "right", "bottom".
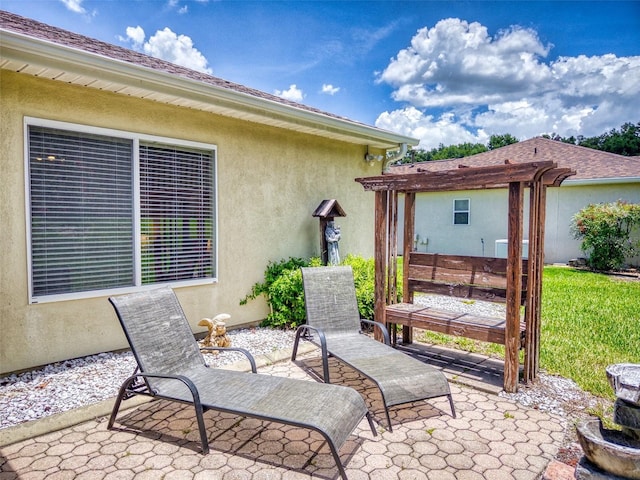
[
  {"left": 24, "top": 117, "right": 218, "bottom": 304},
  {"left": 453, "top": 198, "right": 470, "bottom": 225}
]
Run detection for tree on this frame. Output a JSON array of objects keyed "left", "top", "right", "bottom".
[
  {"left": 401, "top": 142, "right": 488, "bottom": 164},
  {"left": 488, "top": 133, "right": 519, "bottom": 150},
  {"left": 546, "top": 121, "right": 640, "bottom": 156}
]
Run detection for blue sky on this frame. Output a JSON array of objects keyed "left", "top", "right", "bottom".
[{"left": 3, "top": 0, "right": 639, "bottom": 149}]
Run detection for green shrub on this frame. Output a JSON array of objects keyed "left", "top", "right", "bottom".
[
  {"left": 240, "top": 255, "right": 377, "bottom": 328},
  {"left": 571, "top": 201, "right": 640, "bottom": 271}
]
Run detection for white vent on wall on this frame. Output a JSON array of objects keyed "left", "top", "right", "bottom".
[{"left": 495, "top": 239, "right": 529, "bottom": 259}]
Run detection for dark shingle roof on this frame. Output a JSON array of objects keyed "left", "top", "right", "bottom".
[{"left": 392, "top": 137, "right": 640, "bottom": 181}]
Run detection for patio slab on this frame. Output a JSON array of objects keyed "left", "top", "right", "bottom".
[{"left": 0, "top": 344, "right": 567, "bottom": 479}]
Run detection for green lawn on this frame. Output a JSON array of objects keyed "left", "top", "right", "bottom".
[
  {"left": 417, "top": 266, "right": 640, "bottom": 399},
  {"left": 539, "top": 266, "right": 640, "bottom": 398}
]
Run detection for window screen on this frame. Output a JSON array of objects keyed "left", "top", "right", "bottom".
[
  {"left": 29, "top": 126, "right": 134, "bottom": 297},
  {"left": 140, "top": 144, "right": 215, "bottom": 284}
]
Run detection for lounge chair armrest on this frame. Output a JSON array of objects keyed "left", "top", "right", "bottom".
[
  {"left": 200, "top": 346, "right": 257, "bottom": 373},
  {"left": 293, "top": 325, "right": 331, "bottom": 382},
  {"left": 125, "top": 372, "right": 202, "bottom": 404},
  {"left": 294, "top": 325, "right": 328, "bottom": 353},
  {"left": 360, "top": 319, "right": 391, "bottom": 345}
]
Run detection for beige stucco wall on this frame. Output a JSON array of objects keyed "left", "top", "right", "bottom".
[
  {"left": 0, "top": 71, "right": 378, "bottom": 374},
  {"left": 402, "top": 182, "right": 640, "bottom": 264}
]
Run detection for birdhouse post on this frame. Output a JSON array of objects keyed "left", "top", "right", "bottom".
[{"left": 312, "top": 199, "right": 346, "bottom": 265}]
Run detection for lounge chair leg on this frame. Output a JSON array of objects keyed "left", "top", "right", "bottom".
[
  {"left": 326, "top": 438, "right": 348, "bottom": 480},
  {"left": 291, "top": 328, "right": 301, "bottom": 361},
  {"left": 366, "top": 413, "right": 378, "bottom": 437},
  {"left": 448, "top": 394, "right": 457, "bottom": 418},
  {"left": 108, "top": 376, "right": 137, "bottom": 430},
  {"left": 384, "top": 406, "right": 393, "bottom": 432},
  {"left": 193, "top": 403, "right": 209, "bottom": 454}
]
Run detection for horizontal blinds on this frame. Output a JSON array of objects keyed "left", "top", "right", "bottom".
[
  {"left": 139, "top": 143, "right": 215, "bottom": 284},
  {"left": 28, "top": 126, "right": 134, "bottom": 297}
]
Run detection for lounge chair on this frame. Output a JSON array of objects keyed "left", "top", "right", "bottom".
[
  {"left": 108, "top": 287, "right": 376, "bottom": 479},
  {"left": 292, "top": 266, "right": 456, "bottom": 431}
]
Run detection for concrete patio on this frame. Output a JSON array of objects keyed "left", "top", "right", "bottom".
[{"left": 0, "top": 343, "right": 569, "bottom": 479}]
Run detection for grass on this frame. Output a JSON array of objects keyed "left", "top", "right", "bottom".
[
  {"left": 539, "top": 266, "right": 640, "bottom": 398},
  {"left": 417, "top": 266, "right": 640, "bottom": 399}
]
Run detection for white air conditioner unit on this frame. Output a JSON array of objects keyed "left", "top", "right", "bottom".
[{"left": 495, "top": 239, "right": 529, "bottom": 259}]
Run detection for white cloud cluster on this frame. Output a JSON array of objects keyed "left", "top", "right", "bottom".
[
  {"left": 60, "top": 0, "right": 86, "bottom": 14},
  {"left": 275, "top": 84, "right": 305, "bottom": 102},
  {"left": 321, "top": 84, "right": 340, "bottom": 95},
  {"left": 376, "top": 18, "right": 640, "bottom": 148},
  {"left": 122, "top": 26, "right": 212, "bottom": 74}
]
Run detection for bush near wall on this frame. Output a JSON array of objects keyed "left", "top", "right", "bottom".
[
  {"left": 571, "top": 201, "right": 640, "bottom": 271},
  {"left": 240, "top": 255, "right": 377, "bottom": 329}
]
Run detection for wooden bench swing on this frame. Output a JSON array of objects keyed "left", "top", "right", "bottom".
[{"left": 356, "top": 161, "right": 574, "bottom": 392}]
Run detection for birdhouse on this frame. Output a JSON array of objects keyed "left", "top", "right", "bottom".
[{"left": 312, "top": 199, "right": 346, "bottom": 265}]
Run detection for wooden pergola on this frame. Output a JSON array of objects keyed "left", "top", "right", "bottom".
[{"left": 356, "top": 161, "right": 574, "bottom": 392}]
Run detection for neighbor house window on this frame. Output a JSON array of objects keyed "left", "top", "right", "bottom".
[
  {"left": 26, "top": 119, "right": 216, "bottom": 303},
  {"left": 453, "top": 198, "right": 470, "bottom": 225}
]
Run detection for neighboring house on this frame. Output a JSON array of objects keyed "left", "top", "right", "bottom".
[
  {"left": 0, "top": 11, "right": 417, "bottom": 374},
  {"left": 391, "top": 137, "right": 640, "bottom": 265}
]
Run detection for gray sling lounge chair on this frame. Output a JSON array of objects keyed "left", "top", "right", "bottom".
[
  {"left": 292, "top": 266, "right": 456, "bottom": 431},
  {"left": 108, "top": 287, "right": 376, "bottom": 479}
]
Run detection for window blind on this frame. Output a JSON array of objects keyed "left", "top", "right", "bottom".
[
  {"left": 28, "top": 126, "right": 134, "bottom": 297},
  {"left": 139, "top": 143, "right": 215, "bottom": 284}
]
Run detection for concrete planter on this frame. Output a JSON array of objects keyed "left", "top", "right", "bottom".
[
  {"left": 607, "top": 363, "right": 640, "bottom": 406},
  {"left": 576, "top": 418, "right": 640, "bottom": 479}
]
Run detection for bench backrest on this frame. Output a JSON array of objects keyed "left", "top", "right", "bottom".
[{"left": 406, "top": 252, "right": 528, "bottom": 305}]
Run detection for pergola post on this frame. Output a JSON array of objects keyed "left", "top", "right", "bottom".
[
  {"left": 505, "top": 181, "right": 524, "bottom": 393},
  {"left": 373, "top": 191, "right": 388, "bottom": 342},
  {"left": 402, "top": 192, "right": 416, "bottom": 344},
  {"left": 524, "top": 177, "right": 547, "bottom": 383}
]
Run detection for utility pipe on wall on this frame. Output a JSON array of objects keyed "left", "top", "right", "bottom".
[{"left": 382, "top": 143, "right": 408, "bottom": 173}]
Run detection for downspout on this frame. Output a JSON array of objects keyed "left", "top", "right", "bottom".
[{"left": 382, "top": 143, "right": 408, "bottom": 173}]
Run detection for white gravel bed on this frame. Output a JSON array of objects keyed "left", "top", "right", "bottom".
[{"left": 0, "top": 327, "right": 294, "bottom": 429}]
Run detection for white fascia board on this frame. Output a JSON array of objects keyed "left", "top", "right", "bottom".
[
  {"left": 1, "top": 29, "right": 418, "bottom": 149},
  {"left": 562, "top": 177, "right": 640, "bottom": 186}
]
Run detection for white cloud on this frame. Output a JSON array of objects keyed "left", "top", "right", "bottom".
[
  {"left": 60, "top": 0, "right": 86, "bottom": 14},
  {"left": 275, "top": 84, "right": 305, "bottom": 102},
  {"left": 375, "top": 18, "right": 640, "bottom": 146},
  {"left": 376, "top": 107, "right": 489, "bottom": 149},
  {"left": 321, "top": 84, "right": 340, "bottom": 95},
  {"left": 125, "top": 26, "right": 146, "bottom": 49},
  {"left": 125, "top": 27, "right": 212, "bottom": 74}
]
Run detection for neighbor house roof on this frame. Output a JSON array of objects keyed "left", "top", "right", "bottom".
[
  {"left": 0, "top": 10, "right": 417, "bottom": 150},
  {"left": 392, "top": 137, "right": 640, "bottom": 185}
]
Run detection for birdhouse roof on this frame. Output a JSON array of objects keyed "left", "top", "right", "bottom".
[{"left": 312, "top": 199, "right": 346, "bottom": 218}]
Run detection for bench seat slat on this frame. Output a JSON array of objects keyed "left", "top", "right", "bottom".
[{"left": 386, "top": 302, "right": 525, "bottom": 346}]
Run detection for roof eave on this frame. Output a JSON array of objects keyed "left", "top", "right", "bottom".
[
  {"left": 0, "top": 29, "right": 418, "bottom": 150},
  {"left": 562, "top": 176, "right": 640, "bottom": 186}
]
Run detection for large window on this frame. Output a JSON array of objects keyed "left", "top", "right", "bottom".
[{"left": 26, "top": 119, "right": 216, "bottom": 303}]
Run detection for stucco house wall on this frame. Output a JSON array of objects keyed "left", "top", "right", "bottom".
[
  {"left": 0, "top": 12, "right": 417, "bottom": 373},
  {"left": 0, "top": 69, "right": 396, "bottom": 374}
]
